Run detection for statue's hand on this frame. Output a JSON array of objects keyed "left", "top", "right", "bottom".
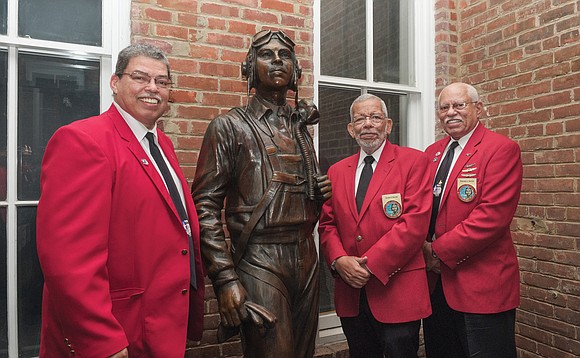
[
  {"left": 216, "top": 280, "right": 249, "bottom": 327},
  {"left": 315, "top": 174, "right": 332, "bottom": 202},
  {"left": 297, "top": 99, "right": 320, "bottom": 125}
]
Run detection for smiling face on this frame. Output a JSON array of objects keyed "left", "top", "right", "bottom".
[
  {"left": 254, "top": 37, "right": 294, "bottom": 93},
  {"left": 110, "top": 56, "right": 170, "bottom": 129},
  {"left": 347, "top": 98, "right": 392, "bottom": 154},
  {"left": 438, "top": 83, "right": 483, "bottom": 140}
]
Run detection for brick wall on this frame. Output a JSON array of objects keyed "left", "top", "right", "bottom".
[
  {"left": 130, "top": 1, "right": 316, "bottom": 356},
  {"left": 435, "top": 1, "right": 580, "bottom": 357}
]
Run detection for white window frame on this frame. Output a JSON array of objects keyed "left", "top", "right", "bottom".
[
  {"left": 313, "top": 0, "right": 435, "bottom": 344},
  {"left": 1, "top": 1, "right": 130, "bottom": 356}
]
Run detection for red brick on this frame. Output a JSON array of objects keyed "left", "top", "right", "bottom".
[
  {"left": 555, "top": 133, "right": 580, "bottom": 148},
  {"left": 198, "top": 62, "right": 240, "bottom": 78},
  {"left": 157, "top": 0, "right": 197, "bottom": 12},
  {"left": 554, "top": 164, "right": 580, "bottom": 178},
  {"left": 207, "top": 18, "right": 227, "bottom": 31},
  {"left": 262, "top": 0, "right": 294, "bottom": 12},
  {"left": 553, "top": 73, "right": 580, "bottom": 91},
  {"left": 534, "top": 91, "right": 572, "bottom": 109},
  {"left": 561, "top": 28, "right": 579, "bottom": 45},
  {"left": 202, "top": 93, "right": 242, "bottom": 108},
  {"left": 175, "top": 105, "right": 219, "bottom": 121},
  {"left": 565, "top": 118, "right": 580, "bottom": 132},
  {"left": 554, "top": 43, "right": 580, "bottom": 62},
  {"left": 228, "top": 20, "right": 257, "bottom": 35},
  {"left": 177, "top": 12, "right": 197, "bottom": 26},
  {"left": 143, "top": 7, "right": 173, "bottom": 22},
  {"left": 539, "top": 3, "right": 575, "bottom": 25},
  {"left": 499, "top": 99, "right": 533, "bottom": 114},
  {"left": 534, "top": 149, "right": 575, "bottom": 164},
  {"left": 519, "top": 26, "right": 555, "bottom": 45},
  {"left": 519, "top": 109, "right": 551, "bottom": 124},
  {"left": 188, "top": 45, "right": 219, "bottom": 60},
  {"left": 554, "top": 193, "right": 580, "bottom": 207},
  {"left": 545, "top": 122, "right": 564, "bottom": 135},
  {"left": 156, "top": 24, "right": 188, "bottom": 40},
  {"left": 538, "top": 179, "right": 580, "bottom": 192},
  {"left": 200, "top": 3, "right": 239, "bottom": 17},
  {"left": 241, "top": 9, "right": 279, "bottom": 24},
  {"left": 169, "top": 90, "right": 197, "bottom": 104},
  {"left": 516, "top": 81, "right": 552, "bottom": 99},
  {"left": 206, "top": 33, "right": 245, "bottom": 49},
  {"left": 488, "top": 64, "right": 517, "bottom": 80}
]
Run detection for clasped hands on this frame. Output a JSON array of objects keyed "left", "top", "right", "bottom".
[
  {"left": 334, "top": 256, "right": 371, "bottom": 289},
  {"left": 422, "top": 241, "right": 441, "bottom": 274}
]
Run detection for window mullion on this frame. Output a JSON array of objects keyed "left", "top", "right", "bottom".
[{"left": 6, "top": 43, "right": 19, "bottom": 358}]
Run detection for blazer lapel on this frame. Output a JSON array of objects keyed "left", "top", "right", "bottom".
[
  {"left": 108, "top": 106, "right": 181, "bottom": 222},
  {"left": 344, "top": 155, "right": 359, "bottom": 220},
  {"left": 358, "top": 142, "right": 395, "bottom": 220},
  {"left": 440, "top": 124, "right": 484, "bottom": 208}
]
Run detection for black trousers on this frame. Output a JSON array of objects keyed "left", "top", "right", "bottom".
[
  {"left": 423, "top": 279, "right": 517, "bottom": 358},
  {"left": 340, "top": 289, "right": 420, "bottom": 358}
]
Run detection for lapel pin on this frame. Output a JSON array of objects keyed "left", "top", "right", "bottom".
[{"left": 141, "top": 158, "right": 149, "bottom": 165}]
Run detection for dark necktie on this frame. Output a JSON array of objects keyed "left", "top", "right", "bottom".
[
  {"left": 356, "top": 155, "right": 375, "bottom": 212},
  {"left": 428, "top": 141, "right": 459, "bottom": 239},
  {"left": 145, "top": 132, "right": 197, "bottom": 288}
]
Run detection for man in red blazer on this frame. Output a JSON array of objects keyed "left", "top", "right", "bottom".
[
  {"left": 319, "top": 94, "right": 432, "bottom": 358},
  {"left": 422, "top": 82, "right": 522, "bottom": 358},
  {"left": 36, "top": 44, "right": 204, "bottom": 357}
]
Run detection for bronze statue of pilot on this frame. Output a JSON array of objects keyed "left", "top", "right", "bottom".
[{"left": 192, "top": 29, "right": 332, "bottom": 357}]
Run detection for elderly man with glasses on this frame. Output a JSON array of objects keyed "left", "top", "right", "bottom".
[
  {"left": 192, "top": 29, "right": 331, "bottom": 357},
  {"left": 319, "top": 93, "right": 433, "bottom": 358}
]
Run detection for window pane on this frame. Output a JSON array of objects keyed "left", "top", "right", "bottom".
[
  {"left": 373, "top": 0, "right": 414, "bottom": 85},
  {"left": 320, "top": 0, "right": 366, "bottom": 79},
  {"left": 0, "top": 207, "right": 6, "bottom": 358},
  {"left": 18, "top": 54, "right": 100, "bottom": 201},
  {"left": 17, "top": 207, "right": 41, "bottom": 357},
  {"left": 0, "top": 0, "right": 6, "bottom": 35},
  {"left": 19, "top": 0, "right": 102, "bottom": 46},
  {"left": 367, "top": 90, "right": 405, "bottom": 145},
  {"left": 0, "top": 51, "right": 6, "bottom": 201}
]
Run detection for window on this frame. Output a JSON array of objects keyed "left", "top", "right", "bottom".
[
  {"left": 314, "top": 0, "right": 435, "bottom": 343},
  {"left": 0, "top": 1, "right": 129, "bottom": 356}
]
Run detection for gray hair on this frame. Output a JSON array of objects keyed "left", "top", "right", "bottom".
[
  {"left": 350, "top": 93, "right": 389, "bottom": 121},
  {"left": 115, "top": 43, "right": 171, "bottom": 77},
  {"left": 438, "top": 83, "right": 480, "bottom": 103}
]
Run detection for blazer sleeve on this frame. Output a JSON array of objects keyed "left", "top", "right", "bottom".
[
  {"left": 36, "top": 125, "right": 128, "bottom": 356},
  {"left": 363, "top": 152, "right": 433, "bottom": 285},
  {"left": 432, "top": 140, "right": 523, "bottom": 269},
  {"left": 318, "top": 164, "right": 350, "bottom": 266}
]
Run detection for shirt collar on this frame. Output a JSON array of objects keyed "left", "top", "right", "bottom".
[
  {"left": 357, "top": 140, "right": 387, "bottom": 169},
  {"left": 113, "top": 101, "right": 158, "bottom": 142},
  {"left": 247, "top": 95, "right": 292, "bottom": 121}
]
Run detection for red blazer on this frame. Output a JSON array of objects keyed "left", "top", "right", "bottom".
[
  {"left": 319, "top": 141, "right": 432, "bottom": 323},
  {"left": 426, "top": 123, "right": 522, "bottom": 314},
  {"left": 36, "top": 105, "right": 205, "bottom": 358}
]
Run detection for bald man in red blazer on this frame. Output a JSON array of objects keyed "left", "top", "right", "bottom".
[
  {"left": 319, "top": 94, "right": 432, "bottom": 358},
  {"left": 422, "top": 83, "right": 523, "bottom": 358},
  {"left": 37, "top": 44, "right": 204, "bottom": 358}
]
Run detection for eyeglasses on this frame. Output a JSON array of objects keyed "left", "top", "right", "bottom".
[
  {"left": 438, "top": 102, "right": 478, "bottom": 113},
  {"left": 251, "top": 29, "right": 295, "bottom": 49},
  {"left": 352, "top": 113, "right": 386, "bottom": 126},
  {"left": 117, "top": 71, "right": 173, "bottom": 88}
]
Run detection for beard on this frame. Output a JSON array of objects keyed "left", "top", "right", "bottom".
[{"left": 354, "top": 131, "right": 387, "bottom": 153}]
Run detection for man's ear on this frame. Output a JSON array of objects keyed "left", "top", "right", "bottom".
[
  {"left": 385, "top": 118, "right": 393, "bottom": 135},
  {"left": 347, "top": 122, "right": 355, "bottom": 139}
]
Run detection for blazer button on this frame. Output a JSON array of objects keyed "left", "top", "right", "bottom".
[
  {"left": 182, "top": 288, "right": 188, "bottom": 295},
  {"left": 356, "top": 235, "right": 362, "bottom": 242},
  {"left": 181, "top": 249, "right": 188, "bottom": 255}
]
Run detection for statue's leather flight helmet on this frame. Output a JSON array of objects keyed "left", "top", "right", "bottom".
[{"left": 241, "top": 29, "right": 302, "bottom": 100}]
